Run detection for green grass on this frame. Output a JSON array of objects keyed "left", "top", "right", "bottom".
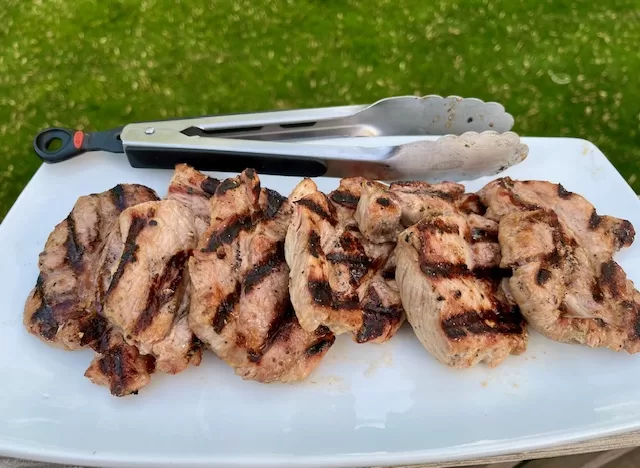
[{"left": 1, "top": 0, "right": 638, "bottom": 220}]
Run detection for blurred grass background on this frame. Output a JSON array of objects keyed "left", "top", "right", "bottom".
[{"left": 1, "top": 0, "right": 638, "bottom": 220}]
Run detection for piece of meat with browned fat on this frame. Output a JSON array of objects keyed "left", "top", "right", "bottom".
[
  {"left": 395, "top": 210, "right": 527, "bottom": 368},
  {"left": 479, "top": 178, "right": 640, "bottom": 352},
  {"left": 285, "top": 177, "right": 405, "bottom": 343},
  {"left": 23, "top": 184, "right": 159, "bottom": 350},
  {"left": 94, "top": 200, "right": 199, "bottom": 371},
  {"left": 189, "top": 169, "right": 334, "bottom": 382},
  {"left": 355, "top": 179, "right": 466, "bottom": 244},
  {"left": 166, "top": 163, "right": 220, "bottom": 238}
]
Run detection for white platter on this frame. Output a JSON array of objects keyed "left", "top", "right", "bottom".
[{"left": 1, "top": 137, "right": 639, "bottom": 468}]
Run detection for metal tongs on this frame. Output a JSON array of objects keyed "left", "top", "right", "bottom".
[{"left": 33, "top": 95, "right": 527, "bottom": 181}]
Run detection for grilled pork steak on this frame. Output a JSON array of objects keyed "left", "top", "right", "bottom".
[
  {"left": 285, "top": 177, "right": 405, "bottom": 343},
  {"left": 395, "top": 210, "right": 527, "bottom": 368},
  {"left": 189, "top": 169, "right": 334, "bottom": 382},
  {"left": 24, "top": 184, "right": 159, "bottom": 350},
  {"left": 95, "top": 200, "right": 199, "bottom": 367},
  {"left": 479, "top": 178, "right": 640, "bottom": 352}
]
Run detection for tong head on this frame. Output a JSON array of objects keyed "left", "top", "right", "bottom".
[{"left": 172, "top": 95, "right": 515, "bottom": 141}]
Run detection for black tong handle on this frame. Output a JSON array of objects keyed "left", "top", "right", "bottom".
[{"left": 34, "top": 127, "right": 124, "bottom": 163}]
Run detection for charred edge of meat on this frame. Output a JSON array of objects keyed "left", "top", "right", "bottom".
[
  {"left": 212, "top": 282, "right": 242, "bottom": 334},
  {"left": 200, "top": 177, "right": 221, "bottom": 196},
  {"left": 428, "top": 190, "right": 456, "bottom": 202},
  {"left": 133, "top": 250, "right": 192, "bottom": 335},
  {"left": 496, "top": 180, "right": 541, "bottom": 211},
  {"left": 417, "top": 219, "right": 460, "bottom": 235},
  {"left": 599, "top": 260, "right": 625, "bottom": 299},
  {"left": 589, "top": 209, "right": 603, "bottom": 229},
  {"left": 614, "top": 220, "right": 635, "bottom": 248},
  {"left": 216, "top": 178, "right": 241, "bottom": 196},
  {"left": 245, "top": 168, "right": 257, "bottom": 179},
  {"left": 97, "top": 342, "right": 156, "bottom": 397},
  {"left": 264, "top": 188, "right": 287, "bottom": 219},
  {"left": 306, "top": 335, "right": 335, "bottom": 357},
  {"left": 536, "top": 268, "right": 552, "bottom": 286},
  {"left": 441, "top": 306, "right": 524, "bottom": 340},
  {"left": 470, "top": 227, "right": 498, "bottom": 244},
  {"left": 204, "top": 213, "right": 254, "bottom": 252},
  {"left": 330, "top": 190, "right": 360, "bottom": 208},
  {"left": 248, "top": 299, "right": 296, "bottom": 363},
  {"left": 295, "top": 197, "right": 337, "bottom": 226},
  {"left": 187, "top": 336, "right": 204, "bottom": 358},
  {"left": 110, "top": 184, "right": 127, "bottom": 212},
  {"left": 315, "top": 325, "right": 331, "bottom": 336},
  {"left": 243, "top": 241, "right": 285, "bottom": 293},
  {"left": 325, "top": 252, "right": 371, "bottom": 285},
  {"left": 80, "top": 314, "right": 109, "bottom": 347},
  {"left": 29, "top": 275, "right": 60, "bottom": 340},
  {"left": 308, "top": 231, "right": 322, "bottom": 258},
  {"left": 106, "top": 217, "right": 147, "bottom": 296},
  {"left": 557, "top": 183, "right": 572, "bottom": 199},
  {"left": 376, "top": 197, "right": 391, "bottom": 207},
  {"left": 356, "top": 288, "right": 404, "bottom": 343},
  {"left": 339, "top": 231, "right": 366, "bottom": 253},
  {"left": 65, "top": 214, "right": 84, "bottom": 272},
  {"left": 307, "top": 280, "right": 359, "bottom": 310}
]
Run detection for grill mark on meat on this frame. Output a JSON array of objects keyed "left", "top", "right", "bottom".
[
  {"left": 212, "top": 282, "right": 242, "bottom": 333},
  {"left": 81, "top": 315, "right": 108, "bottom": 347},
  {"left": 105, "top": 217, "right": 146, "bottom": 296},
  {"left": 429, "top": 190, "right": 456, "bottom": 202},
  {"left": 296, "top": 198, "right": 337, "bottom": 226},
  {"left": 308, "top": 280, "right": 359, "bottom": 309},
  {"left": 306, "top": 337, "right": 335, "bottom": 356},
  {"left": 420, "top": 261, "right": 471, "bottom": 278},
  {"left": 456, "top": 193, "right": 486, "bottom": 215},
  {"left": 536, "top": 268, "right": 552, "bottom": 286},
  {"left": 589, "top": 209, "right": 602, "bottom": 229},
  {"left": 417, "top": 219, "right": 460, "bottom": 235},
  {"left": 376, "top": 197, "right": 391, "bottom": 207},
  {"left": 242, "top": 241, "right": 285, "bottom": 293},
  {"left": 110, "top": 184, "right": 127, "bottom": 212},
  {"left": 325, "top": 252, "right": 371, "bottom": 285},
  {"left": 592, "top": 281, "right": 605, "bottom": 303},
  {"left": 308, "top": 231, "right": 322, "bottom": 258},
  {"left": 247, "top": 299, "right": 296, "bottom": 362},
  {"left": 442, "top": 307, "right": 524, "bottom": 340},
  {"left": 557, "top": 184, "right": 572, "bottom": 199},
  {"left": 30, "top": 275, "right": 60, "bottom": 340},
  {"left": 356, "top": 287, "right": 404, "bottom": 343},
  {"left": 454, "top": 290, "right": 462, "bottom": 299},
  {"left": 614, "top": 220, "right": 635, "bottom": 248},
  {"left": 133, "top": 250, "right": 191, "bottom": 335},
  {"left": 498, "top": 178, "right": 541, "bottom": 210},
  {"left": 264, "top": 188, "right": 286, "bottom": 219},
  {"left": 65, "top": 214, "right": 84, "bottom": 273},
  {"left": 216, "top": 178, "right": 241, "bottom": 195},
  {"left": 204, "top": 213, "right": 254, "bottom": 252},
  {"left": 200, "top": 177, "right": 220, "bottom": 196},
  {"left": 382, "top": 266, "right": 396, "bottom": 280},
  {"left": 470, "top": 227, "right": 498, "bottom": 243},
  {"left": 330, "top": 190, "right": 359, "bottom": 208},
  {"left": 599, "top": 260, "right": 624, "bottom": 298}
]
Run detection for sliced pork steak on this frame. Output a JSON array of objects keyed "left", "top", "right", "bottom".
[
  {"left": 189, "top": 169, "right": 334, "bottom": 382},
  {"left": 479, "top": 178, "right": 640, "bottom": 352},
  {"left": 24, "top": 184, "right": 159, "bottom": 350},
  {"left": 285, "top": 177, "right": 405, "bottom": 343}
]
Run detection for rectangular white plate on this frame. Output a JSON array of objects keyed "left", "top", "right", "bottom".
[{"left": 1, "top": 137, "right": 639, "bottom": 468}]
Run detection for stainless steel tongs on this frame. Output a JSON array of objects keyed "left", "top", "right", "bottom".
[{"left": 33, "top": 95, "right": 527, "bottom": 181}]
